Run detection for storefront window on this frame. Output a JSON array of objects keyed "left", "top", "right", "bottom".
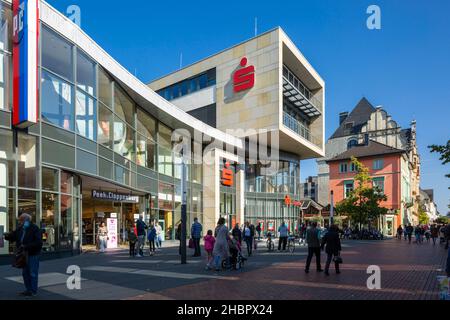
[
  {"left": 158, "top": 183, "right": 174, "bottom": 210},
  {"left": 136, "top": 109, "right": 156, "bottom": 141},
  {"left": 76, "top": 90, "right": 97, "bottom": 141},
  {"left": 18, "top": 189, "right": 38, "bottom": 223},
  {"left": 17, "top": 134, "right": 38, "bottom": 189},
  {"left": 76, "top": 49, "right": 96, "bottom": 96},
  {"left": 158, "top": 124, "right": 173, "bottom": 176},
  {"left": 42, "top": 167, "right": 58, "bottom": 192},
  {"left": 0, "top": 187, "right": 13, "bottom": 255},
  {"left": 41, "top": 26, "right": 74, "bottom": 81},
  {"left": 60, "top": 195, "right": 73, "bottom": 249},
  {"left": 114, "top": 86, "right": 134, "bottom": 126},
  {"left": 0, "top": 129, "right": 14, "bottom": 186},
  {"left": 41, "top": 192, "right": 58, "bottom": 252},
  {"left": 136, "top": 134, "right": 156, "bottom": 170},
  {"left": 0, "top": 51, "right": 11, "bottom": 111},
  {"left": 60, "top": 171, "right": 73, "bottom": 194},
  {"left": 113, "top": 116, "right": 134, "bottom": 160},
  {"left": 41, "top": 70, "right": 74, "bottom": 131},
  {"left": 98, "top": 67, "right": 112, "bottom": 107},
  {"left": 98, "top": 104, "right": 113, "bottom": 148}
]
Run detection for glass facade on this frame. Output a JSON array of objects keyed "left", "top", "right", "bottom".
[{"left": 244, "top": 158, "right": 302, "bottom": 235}]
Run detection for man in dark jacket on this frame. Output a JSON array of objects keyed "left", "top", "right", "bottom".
[
  {"left": 135, "top": 216, "right": 147, "bottom": 257},
  {"left": 4, "top": 213, "right": 42, "bottom": 296},
  {"left": 405, "top": 223, "right": 414, "bottom": 244},
  {"left": 191, "top": 218, "right": 203, "bottom": 257},
  {"left": 305, "top": 222, "right": 323, "bottom": 273},
  {"left": 232, "top": 223, "right": 242, "bottom": 245},
  {"left": 321, "top": 224, "right": 342, "bottom": 276}
]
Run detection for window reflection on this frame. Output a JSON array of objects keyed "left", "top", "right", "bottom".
[
  {"left": 114, "top": 86, "right": 134, "bottom": 125},
  {"left": 41, "top": 192, "right": 57, "bottom": 252},
  {"left": 41, "top": 26, "right": 74, "bottom": 81},
  {"left": 98, "top": 67, "right": 112, "bottom": 107},
  {"left": 17, "top": 134, "right": 38, "bottom": 189},
  {"left": 76, "top": 90, "right": 96, "bottom": 141},
  {"left": 76, "top": 49, "right": 96, "bottom": 96},
  {"left": 113, "top": 116, "right": 134, "bottom": 160},
  {"left": 97, "top": 104, "right": 112, "bottom": 148}
]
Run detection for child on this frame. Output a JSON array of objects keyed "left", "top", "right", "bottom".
[
  {"left": 147, "top": 224, "right": 157, "bottom": 255},
  {"left": 204, "top": 230, "right": 215, "bottom": 270},
  {"left": 128, "top": 227, "right": 138, "bottom": 257}
]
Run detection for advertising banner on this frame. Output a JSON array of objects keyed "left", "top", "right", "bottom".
[{"left": 107, "top": 218, "right": 118, "bottom": 249}]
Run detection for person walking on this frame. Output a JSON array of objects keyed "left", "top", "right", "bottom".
[
  {"left": 414, "top": 225, "right": 422, "bottom": 245},
  {"left": 243, "top": 222, "right": 254, "bottom": 257},
  {"left": 97, "top": 222, "right": 108, "bottom": 253},
  {"left": 135, "top": 216, "right": 147, "bottom": 257},
  {"left": 405, "top": 223, "right": 414, "bottom": 244},
  {"left": 397, "top": 225, "right": 403, "bottom": 240},
  {"left": 278, "top": 222, "right": 288, "bottom": 251},
  {"left": 231, "top": 223, "right": 242, "bottom": 245},
  {"left": 305, "top": 222, "right": 323, "bottom": 273},
  {"left": 321, "top": 224, "right": 342, "bottom": 276},
  {"left": 213, "top": 218, "right": 229, "bottom": 271},
  {"left": 147, "top": 224, "right": 156, "bottom": 255},
  {"left": 204, "top": 230, "right": 216, "bottom": 270},
  {"left": 155, "top": 222, "right": 163, "bottom": 250},
  {"left": 430, "top": 224, "right": 439, "bottom": 245},
  {"left": 256, "top": 223, "right": 262, "bottom": 241},
  {"left": 3, "top": 213, "right": 43, "bottom": 297},
  {"left": 176, "top": 223, "right": 182, "bottom": 255},
  {"left": 190, "top": 218, "right": 203, "bottom": 257},
  {"left": 128, "top": 226, "right": 137, "bottom": 257}
]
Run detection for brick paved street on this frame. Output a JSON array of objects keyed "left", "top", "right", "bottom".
[{"left": 0, "top": 239, "right": 447, "bottom": 300}]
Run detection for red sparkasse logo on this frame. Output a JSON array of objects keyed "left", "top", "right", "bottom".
[
  {"left": 221, "top": 162, "right": 234, "bottom": 187},
  {"left": 233, "top": 57, "right": 255, "bottom": 93}
]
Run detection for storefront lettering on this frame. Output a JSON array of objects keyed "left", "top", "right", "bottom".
[
  {"left": 233, "top": 57, "right": 255, "bottom": 93},
  {"left": 91, "top": 190, "right": 139, "bottom": 203}
]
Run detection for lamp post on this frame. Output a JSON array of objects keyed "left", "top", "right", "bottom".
[
  {"left": 180, "top": 150, "right": 188, "bottom": 265},
  {"left": 330, "top": 191, "right": 334, "bottom": 225}
]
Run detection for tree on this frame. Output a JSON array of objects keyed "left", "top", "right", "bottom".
[
  {"left": 429, "top": 140, "right": 450, "bottom": 185},
  {"left": 435, "top": 216, "right": 449, "bottom": 225},
  {"left": 418, "top": 207, "right": 429, "bottom": 225},
  {"left": 336, "top": 157, "right": 388, "bottom": 235}
]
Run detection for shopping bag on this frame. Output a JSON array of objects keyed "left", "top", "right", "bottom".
[{"left": 188, "top": 238, "right": 195, "bottom": 249}]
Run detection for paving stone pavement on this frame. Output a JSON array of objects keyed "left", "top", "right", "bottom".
[{"left": 0, "top": 239, "right": 447, "bottom": 300}]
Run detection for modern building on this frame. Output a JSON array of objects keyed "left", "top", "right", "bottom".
[
  {"left": 149, "top": 27, "right": 325, "bottom": 234},
  {"left": 0, "top": 0, "right": 325, "bottom": 261},
  {"left": 299, "top": 176, "right": 318, "bottom": 202},
  {"left": 317, "top": 98, "right": 421, "bottom": 228}
]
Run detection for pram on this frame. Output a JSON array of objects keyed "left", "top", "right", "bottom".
[{"left": 222, "top": 238, "right": 247, "bottom": 270}]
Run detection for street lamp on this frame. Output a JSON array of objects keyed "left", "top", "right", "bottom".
[{"left": 330, "top": 190, "right": 334, "bottom": 225}]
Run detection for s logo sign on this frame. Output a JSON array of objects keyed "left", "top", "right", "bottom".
[{"left": 233, "top": 57, "right": 255, "bottom": 93}]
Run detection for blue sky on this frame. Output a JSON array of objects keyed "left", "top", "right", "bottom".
[{"left": 47, "top": 0, "right": 450, "bottom": 214}]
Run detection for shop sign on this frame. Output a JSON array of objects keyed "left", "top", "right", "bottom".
[
  {"left": 221, "top": 162, "right": 234, "bottom": 187},
  {"left": 107, "top": 218, "right": 118, "bottom": 249},
  {"left": 92, "top": 190, "right": 139, "bottom": 203},
  {"left": 233, "top": 57, "right": 255, "bottom": 93},
  {"left": 13, "top": 0, "right": 39, "bottom": 128},
  {"left": 284, "top": 195, "right": 303, "bottom": 207}
]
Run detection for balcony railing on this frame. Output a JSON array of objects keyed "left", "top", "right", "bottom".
[
  {"left": 283, "top": 112, "right": 321, "bottom": 147},
  {"left": 283, "top": 65, "right": 322, "bottom": 117}
]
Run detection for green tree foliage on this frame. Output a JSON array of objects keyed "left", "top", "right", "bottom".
[
  {"left": 336, "top": 157, "right": 388, "bottom": 231},
  {"left": 435, "top": 216, "right": 449, "bottom": 225},
  {"left": 418, "top": 207, "right": 429, "bottom": 225},
  {"left": 429, "top": 140, "right": 450, "bottom": 181}
]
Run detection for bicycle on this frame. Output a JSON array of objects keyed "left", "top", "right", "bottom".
[
  {"left": 287, "top": 234, "right": 296, "bottom": 253},
  {"left": 266, "top": 233, "right": 275, "bottom": 252}
]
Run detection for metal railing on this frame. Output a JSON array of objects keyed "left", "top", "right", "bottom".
[
  {"left": 283, "top": 66, "right": 322, "bottom": 110},
  {"left": 283, "top": 112, "right": 321, "bottom": 147}
]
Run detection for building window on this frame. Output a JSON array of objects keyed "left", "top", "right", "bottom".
[
  {"left": 98, "top": 67, "right": 113, "bottom": 107},
  {"left": 372, "top": 177, "right": 385, "bottom": 194},
  {"left": 347, "top": 139, "right": 358, "bottom": 150},
  {"left": 350, "top": 162, "right": 357, "bottom": 172},
  {"left": 97, "top": 104, "right": 113, "bottom": 148},
  {"left": 41, "top": 70, "right": 74, "bottom": 131},
  {"left": 344, "top": 181, "right": 354, "bottom": 199},
  {"left": 339, "top": 163, "right": 348, "bottom": 173},
  {"left": 75, "top": 90, "right": 97, "bottom": 141},
  {"left": 41, "top": 26, "right": 74, "bottom": 81},
  {"left": 158, "top": 123, "right": 173, "bottom": 177},
  {"left": 76, "top": 49, "right": 96, "bottom": 96},
  {"left": 114, "top": 86, "right": 134, "bottom": 126},
  {"left": 373, "top": 159, "right": 384, "bottom": 170}
]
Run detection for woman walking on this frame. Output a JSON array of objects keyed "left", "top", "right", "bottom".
[
  {"left": 321, "top": 224, "right": 342, "bottom": 276},
  {"left": 97, "top": 222, "right": 108, "bottom": 253},
  {"left": 213, "top": 217, "right": 229, "bottom": 271}
]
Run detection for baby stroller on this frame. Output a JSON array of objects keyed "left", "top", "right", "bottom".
[{"left": 222, "top": 237, "right": 247, "bottom": 270}]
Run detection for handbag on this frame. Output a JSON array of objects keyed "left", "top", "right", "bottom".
[
  {"left": 333, "top": 255, "right": 343, "bottom": 264},
  {"left": 12, "top": 247, "right": 28, "bottom": 269},
  {"left": 188, "top": 238, "right": 195, "bottom": 249}
]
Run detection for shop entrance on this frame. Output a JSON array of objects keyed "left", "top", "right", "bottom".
[{"left": 80, "top": 176, "right": 147, "bottom": 249}]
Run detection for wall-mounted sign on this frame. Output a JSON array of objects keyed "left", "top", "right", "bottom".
[
  {"left": 285, "top": 195, "right": 303, "bottom": 207},
  {"left": 110, "top": 213, "right": 117, "bottom": 218},
  {"left": 221, "top": 162, "right": 234, "bottom": 187},
  {"left": 233, "top": 57, "right": 255, "bottom": 93},
  {"left": 92, "top": 190, "right": 139, "bottom": 203},
  {"left": 13, "top": 0, "right": 39, "bottom": 128}
]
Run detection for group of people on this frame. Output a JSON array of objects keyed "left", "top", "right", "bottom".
[
  {"left": 397, "top": 223, "right": 450, "bottom": 246},
  {"left": 342, "top": 226, "right": 384, "bottom": 240},
  {"left": 127, "top": 217, "right": 164, "bottom": 257}
]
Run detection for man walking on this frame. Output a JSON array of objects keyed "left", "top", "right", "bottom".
[
  {"left": 405, "top": 223, "right": 414, "bottom": 244},
  {"left": 4, "top": 213, "right": 43, "bottom": 297},
  {"left": 256, "top": 223, "right": 262, "bottom": 241},
  {"left": 155, "top": 222, "right": 163, "bottom": 249},
  {"left": 243, "top": 222, "right": 254, "bottom": 256},
  {"left": 135, "top": 215, "right": 147, "bottom": 257},
  {"left": 191, "top": 217, "right": 203, "bottom": 257},
  {"left": 431, "top": 224, "right": 439, "bottom": 245},
  {"left": 278, "top": 221, "right": 288, "bottom": 251},
  {"left": 232, "top": 223, "right": 242, "bottom": 245},
  {"left": 305, "top": 222, "right": 323, "bottom": 273}
]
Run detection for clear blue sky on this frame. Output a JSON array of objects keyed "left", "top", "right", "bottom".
[{"left": 47, "top": 0, "right": 450, "bottom": 214}]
